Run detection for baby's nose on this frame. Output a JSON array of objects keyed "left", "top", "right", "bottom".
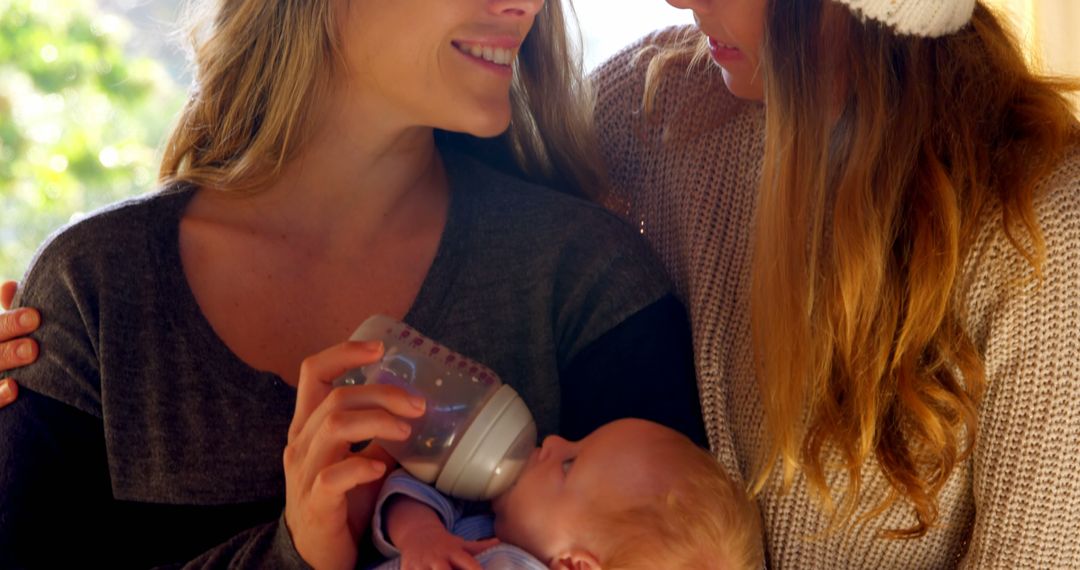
[{"left": 538, "top": 434, "right": 570, "bottom": 461}]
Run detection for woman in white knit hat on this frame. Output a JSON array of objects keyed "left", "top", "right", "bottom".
[{"left": 592, "top": 0, "right": 1079, "bottom": 567}]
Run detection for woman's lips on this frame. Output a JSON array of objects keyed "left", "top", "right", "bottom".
[{"left": 708, "top": 36, "right": 744, "bottom": 64}]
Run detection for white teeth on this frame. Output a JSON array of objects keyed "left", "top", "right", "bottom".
[{"left": 455, "top": 42, "right": 515, "bottom": 66}]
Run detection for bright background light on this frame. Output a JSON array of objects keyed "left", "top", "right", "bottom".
[{"left": 574, "top": 0, "right": 695, "bottom": 71}]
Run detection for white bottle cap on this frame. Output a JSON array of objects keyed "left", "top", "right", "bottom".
[{"left": 435, "top": 384, "right": 537, "bottom": 500}]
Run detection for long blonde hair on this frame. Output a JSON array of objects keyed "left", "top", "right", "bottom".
[
  {"left": 160, "top": 0, "right": 605, "bottom": 198},
  {"left": 751, "top": 0, "right": 1079, "bottom": 537}
]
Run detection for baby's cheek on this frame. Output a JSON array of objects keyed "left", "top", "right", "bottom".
[
  {"left": 491, "top": 506, "right": 520, "bottom": 543},
  {"left": 490, "top": 489, "right": 510, "bottom": 517},
  {"left": 492, "top": 498, "right": 534, "bottom": 543}
]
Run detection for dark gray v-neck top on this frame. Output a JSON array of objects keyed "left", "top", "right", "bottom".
[{"left": 1, "top": 149, "right": 704, "bottom": 568}]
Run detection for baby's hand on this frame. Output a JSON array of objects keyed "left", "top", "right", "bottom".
[{"left": 397, "top": 529, "right": 499, "bottom": 570}]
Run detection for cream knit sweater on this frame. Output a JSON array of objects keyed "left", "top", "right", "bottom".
[{"left": 593, "top": 29, "right": 1080, "bottom": 569}]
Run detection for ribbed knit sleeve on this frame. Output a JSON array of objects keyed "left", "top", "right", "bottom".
[{"left": 957, "top": 147, "right": 1080, "bottom": 568}]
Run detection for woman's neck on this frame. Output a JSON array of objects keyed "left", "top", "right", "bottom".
[
  {"left": 195, "top": 91, "right": 451, "bottom": 254},
  {"left": 177, "top": 89, "right": 454, "bottom": 382},
  {"left": 270, "top": 127, "right": 443, "bottom": 228}
]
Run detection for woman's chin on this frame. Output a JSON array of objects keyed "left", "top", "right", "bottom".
[
  {"left": 466, "top": 123, "right": 511, "bottom": 139},
  {"left": 721, "top": 68, "right": 765, "bottom": 102},
  {"left": 448, "top": 110, "right": 512, "bottom": 139}
]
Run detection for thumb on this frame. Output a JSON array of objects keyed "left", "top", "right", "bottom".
[
  {"left": 0, "top": 378, "right": 17, "bottom": 408},
  {"left": 0, "top": 281, "right": 16, "bottom": 310}
]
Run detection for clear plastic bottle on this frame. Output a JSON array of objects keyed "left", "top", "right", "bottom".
[{"left": 333, "top": 315, "right": 536, "bottom": 500}]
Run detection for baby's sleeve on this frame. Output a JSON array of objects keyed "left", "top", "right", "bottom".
[{"left": 371, "top": 469, "right": 461, "bottom": 558}]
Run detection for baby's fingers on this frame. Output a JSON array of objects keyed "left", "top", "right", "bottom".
[
  {"left": 448, "top": 549, "right": 484, "bottom": 570},
  {"left": 462, "top": 538, "right": 500, "bottom": 556},
  {"left": 401, "top": 555, "right": 452, "bottom": 570}
]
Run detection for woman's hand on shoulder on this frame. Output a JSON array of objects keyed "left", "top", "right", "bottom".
[
  {"left": 284, "top": 340, "right": 427, "bottom": 570},
  {"left": 0, "top": 280, "right": 40, "bottom": 408}
]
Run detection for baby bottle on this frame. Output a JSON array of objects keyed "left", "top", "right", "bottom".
[{"left": 332, "top": 315, "right": 536, "bottom": 501}]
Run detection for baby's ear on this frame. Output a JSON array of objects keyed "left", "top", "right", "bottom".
[{"left": 549, "top": 548, "right": 602, "bottom": 570}]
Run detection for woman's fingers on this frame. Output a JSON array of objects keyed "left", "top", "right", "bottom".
[
  {"left": 288, "top": 386, "right": 423, "bottom": 484},
  {"left": 283, "top": 339, "right": 430, "bottom": 566},
  {"left": 0, "top": 281, "right": 17, "bottom": 310},
  {"left": 0, "top": 281, "right": 34, "bottom": 410},
  {"left": 291, "top": 352, "right": 427, "bottom": 445},
  {"left": 292, "top": 383, "right": 421, "bottom": 447},
  {"left": 286, "top": 452, "right": 387, "bottom": 570},
  {"left": 0, "top": 378, "right": 17, "bottom": 407},
  {"left": 0, "top": 337, "right": 37, "bottom": 370},
  {"left": 0, "top": 284, "right": 39, "bottom": 394},
  {"left": 0, "top": 304, "right": 40, "bottom": 373},
  {"left": 309, "top": 454, "right": 389, "bottom": 505},
  {"left": 291, "top": 340, "right": 386, "bottom": 438},
  {"left": 295, "top": 407, "right": 413, "bottom": 483},
  {"left": 0, "top": 309, "right": 39, "bottom": 343}
]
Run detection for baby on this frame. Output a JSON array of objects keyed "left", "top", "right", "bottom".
[{"left": 370, "top": 418, "right": 763, "bottom": 569}]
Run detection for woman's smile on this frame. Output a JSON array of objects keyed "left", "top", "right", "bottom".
[
  {"left": 451, "top": 38, "right": 520, "bottom": 77},
  {"left": 707, "top": 36, "right": 744, "bottom": 63}
]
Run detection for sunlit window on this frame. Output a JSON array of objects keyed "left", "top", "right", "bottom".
[
  {"left": 575, "top": 0, "right": 693, "bottom": 71},
  {"left": 986, "top": 0, "right": 1080, "bottom": 78},
  {"left": 0, "top": 0, "right": 185, "bottom": 279}
]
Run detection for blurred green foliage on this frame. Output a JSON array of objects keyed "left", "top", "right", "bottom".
[{"left": 0, "top": 0, "right": 185, "bottom": 280}]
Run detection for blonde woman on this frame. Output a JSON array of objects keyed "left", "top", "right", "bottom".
[
  {"left": 594, "top": 0, "right": 1079, "bottom": 566},
  {"left": 0, "top": 0, "right": 707, "bottom": 567}
]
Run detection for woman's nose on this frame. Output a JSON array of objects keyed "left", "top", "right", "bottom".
[
  {"left": 489, "top": 0, "right": 545, "bottom": 18},
  {"left": 665, "top": 0, "right": 712, "bottom": 14}
]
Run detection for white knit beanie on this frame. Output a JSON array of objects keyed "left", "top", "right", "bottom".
[{"left": 831, "top": 0, "right": 976, "bottom": 38}]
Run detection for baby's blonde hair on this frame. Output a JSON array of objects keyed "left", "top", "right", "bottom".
[{"left": 592, "top": 439, "right": 763, "bottom": 570}]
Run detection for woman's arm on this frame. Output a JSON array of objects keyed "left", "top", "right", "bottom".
[
  {"left": 5, "top": 249, "right": 421, "bottom": 568},
  {"left": 960, "top": 177, "right": 1080, "bottom": 568},
  {"left": 0, "top": 387, "right": 112, "bottom": 567},
  {"left": 0, "top": 280, "right": 39, "bottom": 407},
  {"left": 559, "top": 293, "right": 707, "bottom": 447},
  {"left": 0, "top": 340, "right": 425, "bottom": 569}
]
